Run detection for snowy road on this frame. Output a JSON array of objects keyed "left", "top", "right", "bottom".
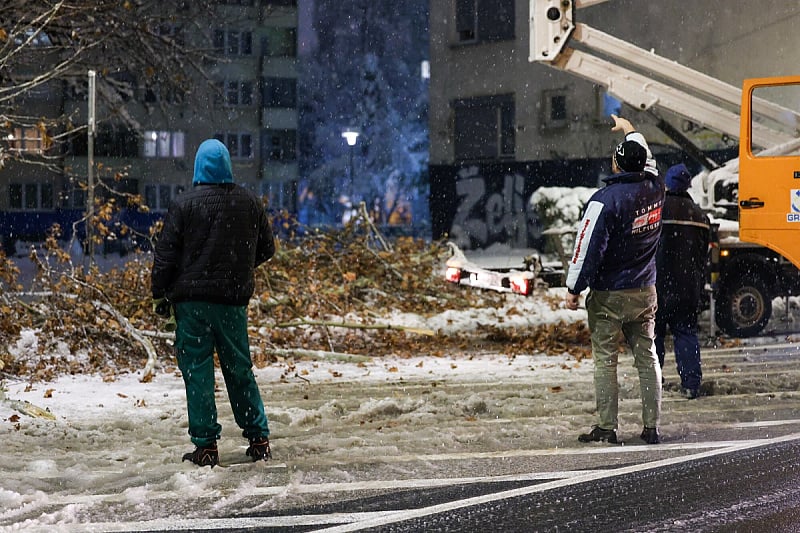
[{"left": 3, "top": 339, "right": 800, "bottom": 531}]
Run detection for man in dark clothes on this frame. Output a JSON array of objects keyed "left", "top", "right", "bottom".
[
  {"left": 654, "top": 163, "right": 711, "bottom": 400},
  {"left": 151, "top": 139, "right": 275, "bottom": 467}
]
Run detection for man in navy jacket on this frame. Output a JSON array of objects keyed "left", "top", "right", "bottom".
[
  {"left": 655, "top": 163, "right": 710, "bottom": 400},
  {"left": 565, "top": 115, "right": 665, "bottom": 445}
]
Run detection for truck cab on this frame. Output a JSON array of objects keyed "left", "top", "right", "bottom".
[
  {"left": 721, "top": 77, "right": 800, "bottom": 336},
  {"left": 738, "top": 77, "right": 800, "bottom": 268}
]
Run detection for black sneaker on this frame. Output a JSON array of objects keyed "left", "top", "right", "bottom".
[
  {"left": 182, "top": 443, "right": 219, "bottom": 467},
  {"left": 578, "top": 426, "right": 618, "bottom": 444},
  {"left": 246, "top": 437, "right": 272, "bottom": 461},
  {"left": 640, "top": 427, "right": 660, "bottom": 444}
]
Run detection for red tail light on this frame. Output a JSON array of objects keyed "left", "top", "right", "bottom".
[
  {"left": 509, "top": 274, "right": 532, "bottom": 295},
  {"left": 445, "top": 267, "right": 462, "bottom": 283}
]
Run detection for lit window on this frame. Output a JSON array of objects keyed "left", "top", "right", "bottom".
[
  {"left": 6, "top": 126, "right": 46, "bottom": 153},
  {"left": 143, "top": 131, "right": 186, "bottom": 158}
]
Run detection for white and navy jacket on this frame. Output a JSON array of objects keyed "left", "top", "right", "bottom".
[{"left": 566, "top": 133, "right": 665, "bottom": 295}]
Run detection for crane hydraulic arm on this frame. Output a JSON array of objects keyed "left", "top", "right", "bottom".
[{"left": 529, "top": 0, "right": 799, "bottom": 150}]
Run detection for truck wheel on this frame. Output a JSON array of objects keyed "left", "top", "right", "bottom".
[{"left": 715, "top": 275, "right": 772, "bottom": 337}]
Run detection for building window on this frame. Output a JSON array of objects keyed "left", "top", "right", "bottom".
[
  {"left": 144, "top": 184, "right": 185, "bottom": 211},
  {"left": 5, "top": 126, "right": 46, "bottom": 154},
  {"left": 62, "top": 183, "right": 87, "bottom": 209},
  {"left": 261, "top": 27, "right": 297, "bottom": 57},
  {"left": 143, "top": 131, "right": 186, "bottom": 158},
  {"left": 542, "top": 89, "right": 568, "bottom": 130},
  {"left": 8, "top": 183, "right": 53, "bottom": 210},
  {"left": 68, "top": 125, "right": 138, "bottom": 157},
  {"left": 215, "top": 132, "right": 253, "bottom": 159},
  {"left": 263, "top": 0, "right": 296, "bottom": 6},
  {"left": 213, "top": 29, "right": 253, "bottom": 56},
  {"left": 96, "top": 126, "right": 140, "bottom": 157},
  {"left": 262, "top": 77, "right": 297, "bottom": 108},
  {"left": 261, "top": 129, "right": 296, "bottom": 161},
  {"left": 214, "top": 79, "right": 254, "bottom": 107},
  {"left": 455, "top": 0, "right": 515, "bottom": 44},
  {"left": 453, "top": 94, "right": 515, "bottom": 161},
  {"left": 142, "top": 83, "right": 185, "bottom": 104},
  {"left": 9, "top": 184, "right": 22, "bottom": 209}
]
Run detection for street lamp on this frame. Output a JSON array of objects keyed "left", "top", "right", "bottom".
[{"left": 341, "top": 128, "right": 360, "bottom": 199}]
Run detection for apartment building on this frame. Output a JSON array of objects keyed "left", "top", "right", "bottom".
[
  {"left": 1, "top": 0, "right": 298, "bottom": 250},
  {"left": 428, "top": 0, "right": 799, "bottom": 250}
]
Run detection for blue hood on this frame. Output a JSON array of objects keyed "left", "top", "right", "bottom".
[{"left": 192, "top": 139, "right": 234, "bottom": 185}]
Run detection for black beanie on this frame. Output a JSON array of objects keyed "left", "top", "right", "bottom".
[{"left": 613, "top": 140, "right": 647, "bottom": 172}]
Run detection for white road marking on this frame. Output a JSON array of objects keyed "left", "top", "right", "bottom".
[
  {"left": 43, "top": 512, "right": 403, "bottom": 532},
  {"left": 733, "top": 419, "right": 800, "bottom": 428}
]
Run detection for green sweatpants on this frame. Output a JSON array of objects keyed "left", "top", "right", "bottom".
[
  {"left": 586, "top": 286, "right": 662, "bottom": 430},
  {"left": 174, "top": 301, "right": 269, "bottom": 447}
]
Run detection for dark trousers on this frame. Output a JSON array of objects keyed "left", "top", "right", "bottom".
[{"left": 654, "top": 300, "right": 703, "bottom": 391}]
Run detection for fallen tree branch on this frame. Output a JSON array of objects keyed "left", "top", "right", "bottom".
[
  {"left": 275, "top": 319, "right": 434, "bottom": 336},
  {"left": 0, "top": 390, "right": 55, "bottom": 420},
  {"left": 95, "top": 301, "right": 159, "bottom": 382},
  {"left": 267, "top": 347, "right": 372, "bottom": 363}
]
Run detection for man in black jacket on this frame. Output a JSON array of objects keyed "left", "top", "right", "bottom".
[
  {"left": 151, "top": 139, "right": 275, "bottom": 467},
  {"left": 655, "top": 163, "right": 711, "bottom": 400}
]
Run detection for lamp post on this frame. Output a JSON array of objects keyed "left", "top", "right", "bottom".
[
  {"left": 86, "top": 70, "right": 96, "bottom": 264},
  {"left": 341, "top": 128, "right": 360, "bottom": 199}
]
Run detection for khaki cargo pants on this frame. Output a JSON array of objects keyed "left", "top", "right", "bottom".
[{"left": 586, "top": 286, "right": 662, "bottom": 430}]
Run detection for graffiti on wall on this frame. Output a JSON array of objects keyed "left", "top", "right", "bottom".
[{"left": 447, "top": 165, "right": 540, "bottom": 250}]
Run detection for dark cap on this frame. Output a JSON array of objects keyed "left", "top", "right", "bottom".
[
  {"left": 665, "top": 163, "right": 692, "bottom": 191},
  {"left": 613, "top": 140, "right": 647, "bottom": 172}
]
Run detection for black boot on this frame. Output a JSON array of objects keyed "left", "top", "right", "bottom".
[
  {"left": 246, "top": 436, "right": 272, "bottom": 461},
  {"left": 578, "top": 425, "right": 618, "bottom": 444},
  {"left": 182, "top": 443, "right": 219, "bottom": 467},
  {"left": 640, "top": 427, "right": 660, "bottom": 444}
]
